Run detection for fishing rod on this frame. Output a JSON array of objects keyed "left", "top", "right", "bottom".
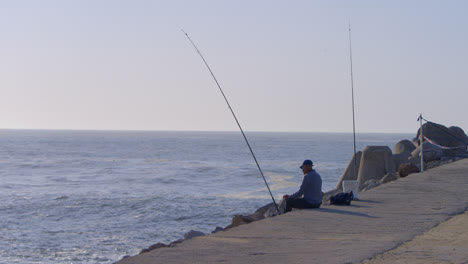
[
  {"left": 182, "top": 30, "right": 280, "bottom": 214},
  {"left": 348, "top": 22, "right": 358, "bottom": 179}
]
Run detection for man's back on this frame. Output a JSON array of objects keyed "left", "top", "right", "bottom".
[{"left": 294, "top": 170, "right": 322, "bottom": 205}]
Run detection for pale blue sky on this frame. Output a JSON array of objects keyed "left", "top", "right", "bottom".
[{"left": 1, "top": 1, "right": 467, "bottom": 133}]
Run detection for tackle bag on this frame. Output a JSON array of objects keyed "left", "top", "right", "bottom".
[{"left": 330, "top": 191, "right": 354, "bottom": 205}]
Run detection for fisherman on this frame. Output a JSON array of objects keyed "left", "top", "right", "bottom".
[{"left": 282, "top": 159, "right": 322, "bottom": 212}]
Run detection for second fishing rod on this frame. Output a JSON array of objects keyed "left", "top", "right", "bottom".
[{"left": 182, "top": 30, "right": 280, "bottom": 214}]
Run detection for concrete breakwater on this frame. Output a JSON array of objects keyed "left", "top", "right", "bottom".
[
  {"left": 116, "top": 158, "right": 468, "bottom": 264},
  {"left": 215, "top": 122, "right": 468, "bottom": 228},
  {"left": 116, "top": 123, "right": 468, "bottom": 263}
]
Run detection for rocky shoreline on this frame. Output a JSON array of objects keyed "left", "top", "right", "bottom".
[{"left": 118, "top": 122, "right": 468, "bottom": 262}]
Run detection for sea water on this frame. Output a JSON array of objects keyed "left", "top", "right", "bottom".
[{"left": 0, "top": 130, "right": 413, "bottom": 263}]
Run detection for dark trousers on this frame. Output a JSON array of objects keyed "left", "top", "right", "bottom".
[{"left": 285, "top": 197, "right": 321, "bottom": 212}]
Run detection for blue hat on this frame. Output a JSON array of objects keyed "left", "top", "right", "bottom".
[{"left": 300, "top": 159, "right": 313, "bottom": 169}]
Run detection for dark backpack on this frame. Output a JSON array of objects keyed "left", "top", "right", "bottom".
[{"left": 330, "top": 191, "right": 353, "bottom": 205}]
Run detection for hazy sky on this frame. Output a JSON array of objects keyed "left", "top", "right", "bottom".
[{"left": 1, "top": 1, "right": 467, "bottom": 133}]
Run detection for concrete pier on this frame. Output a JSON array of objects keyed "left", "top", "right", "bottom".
[{"left": 117, "top": 159, "right": 468, "bottom": 264}]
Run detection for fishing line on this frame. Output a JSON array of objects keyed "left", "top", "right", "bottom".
[
  {"left": 182, "top": 30, "right": 280, "bottom": 214},
  {"left": 348, "top": 22, "right": 358, "bottom": 180}
]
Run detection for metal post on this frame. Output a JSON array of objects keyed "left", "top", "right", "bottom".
[{"left": 419, "top": 114, "right": 424, "bottom": 172}]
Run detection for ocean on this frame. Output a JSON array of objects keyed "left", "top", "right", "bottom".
[{"left": 0, "top": 130, "right": 413, "bottom": 263}]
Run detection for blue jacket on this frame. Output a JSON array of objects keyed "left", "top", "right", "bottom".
[{"left": 290, "top": 170, "right": 322, "bottom": 204}]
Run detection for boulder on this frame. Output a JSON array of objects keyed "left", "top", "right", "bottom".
[
  {"left": 393, "top": 139, "right": 416, "bottom": 154},
  {"left": 416, "top": 122, "right": 468, "bottom": 148},
  {"left": 211, "top": 226, "right": 224, "bottom": 233},
  {"left": 334, "top": 151, "right": 362, "bottom": 192},
  {"left": 448, "top": 126, "right": 468, "bottom": 147},
  {"left": 392, "top": 152, "right": 412, "bottom": 170},
  {"left": 183, "top": 230, "right": 205, "bottom": 240},
  {"left": 411, "top": 141, "right": 443, "bottom": 162},
  {"left": 169, "top": 239, "right": 184, "bottom": 247},
  {"left": 249, "top": 202, "right": 277, "bottom": 218},
  {"left": 425, "top": 159, "right": 454, "bottom": 170},
  {"left": 398, "top": 163, "right": 420, "bottom": 177},
  {"left": 442, "top": 146, "right": 467, "bottom": 158},
  {"left": 225, "top": 215, "right": 255, "bottom": 229},
  {"left": 357, "top": 146, "right": 395, "bottom": 191},
  {"left": 140, "top": 243, "right": 168, "bottom": 253},
  {"left": 253, "top": 202, "right": 275, "bottom": 219},
  {"left": 407, "top": 156, "right": 423, "bottom": 171},
  {"left": 262, "top": 200, "right": 287, "bottom": 217}
]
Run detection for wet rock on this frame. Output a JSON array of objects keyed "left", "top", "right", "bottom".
[
  {"left": 184, "top": 230, "right": 205, "bottom": 240},
  {"left": 393, "top": 139, "right": 416, "bottom": 154},
  {"left": 255, "top": 201, "right": 283, "bottom": 218},
  {"left": 139, "top": 243, "right": 168, "bottom": 253},
  {"left": 254, "top": 202, "right": 275, "bottom": 216},
  {"left": 169, "top": 239, "right": 184, "bottom": 247},
  {"left": 211, "top": 226, "right": 224, "bottom": 233},
  {"left": 249, "top": 210, "right": 267, "bottom": 221},
  {"left": 225, "top": 215, "right": 255, "bottom": 229},
  {"left": 398, "top": 163, "right": 420, "bottom": 177}
]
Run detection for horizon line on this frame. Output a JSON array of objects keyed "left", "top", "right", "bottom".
[{"left": 0, "top": 127, "right": 415, "bottom": 135}]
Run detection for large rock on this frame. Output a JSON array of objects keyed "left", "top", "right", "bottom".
[
  {"left": 442, "top": 146, "right": 467, "bottom": 158},
  {"left": 398, "top": 163, "right": 420, "bottom": 177},
  {"left": 393, "top": 140, "right": 416, "bottom": 154},
  {"left": 334, "top": 151, "right": 362, "bottom": 192},
  {"left": 439, "top": 126, "right": 468, "bottom": 157},
  {"left": 357, "top": 146, "right": 395, "bottom": 191},
  {"left": 411, "top": 141, "right": 443, "bottom": 162},
  {"left": 392, "top": 152, "right": 412, "bottom": 171},
  {"left": 140, "top": 243, "right": 168, "bottom": 253},
  {"left": 448, "top": 126, "right": 468, "bottom": 147},
  {"left": 211, "top": 226, "right": 224, "bottom": 233},
  {"left": 407, "top": 156, "right": 422, "bottom": 171},
  {"left": 416, "top": 122, "right": 468, "bottom": 148},
  {"left": 253, "top": 202, "right": 274, "bottom": 217},
  {"left": 225, "top": 215, "right": 255, "bottom": 229},
  {"left": 183, "top": 230, "right": 205, "bottom": 240}
]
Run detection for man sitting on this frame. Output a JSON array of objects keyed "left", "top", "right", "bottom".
[{"left": 282, "top": 159, "right": 322, "bottom": 212}]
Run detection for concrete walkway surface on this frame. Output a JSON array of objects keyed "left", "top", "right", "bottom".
[
  {"left": 117, "top": 159, "right": 468, "bottom": 264},
  {"left": 363, "top": 208, "right": 468, "bottom": 264}
]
